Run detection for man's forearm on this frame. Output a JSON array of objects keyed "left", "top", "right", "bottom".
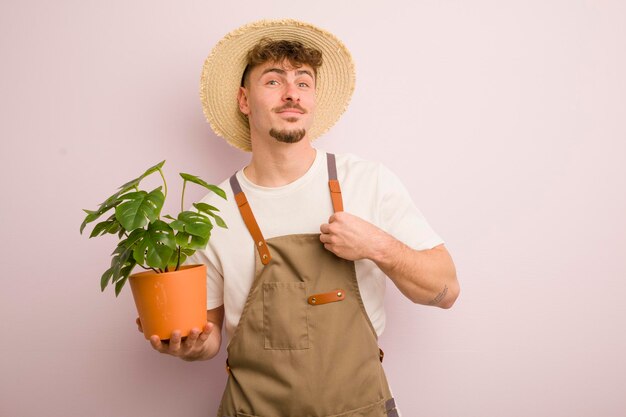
[
  {"left": 369, "top": 232, "right": 459, "bottom": 308},
  {"left": 319, "top": 212, "right": 459, "bottom": 307}
]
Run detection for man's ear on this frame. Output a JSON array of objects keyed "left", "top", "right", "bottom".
[{"left": 237, "top": 86, "right": 250, "bottom": 115}]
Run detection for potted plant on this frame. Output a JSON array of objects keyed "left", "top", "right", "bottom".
[{"left": 80, "top": 160, "right": 227, "bottom": 340}]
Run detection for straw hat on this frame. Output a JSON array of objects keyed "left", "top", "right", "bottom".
[{"left": 200, "top": 19, "right": 356, "bottom": 152}]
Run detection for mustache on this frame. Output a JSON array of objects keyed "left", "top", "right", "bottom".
[{"left": 273, "top": 103, "right": 307, "bottom": 114}]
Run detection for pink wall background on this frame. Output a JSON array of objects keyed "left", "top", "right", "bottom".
[{"left": 2, "top": 1, "right": 625, "bottom": 416}]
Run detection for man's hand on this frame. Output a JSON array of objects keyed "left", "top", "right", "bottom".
[
  {"left": 136, "top": 305, "right": 224, "bottom": 361},
  {"left": 320, "top": 212, "right": 459, "bottom": 308},
  {"left": 319, "top": 212, "right": 387, "bottom": 261}
]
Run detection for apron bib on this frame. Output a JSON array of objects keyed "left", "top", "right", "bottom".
[{"left": 217, "top": 153, "right": 398, "bottom": 417}]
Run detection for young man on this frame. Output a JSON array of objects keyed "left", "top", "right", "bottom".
[{"left": 140, "top": 19, "right": 459, "bottom": 416}]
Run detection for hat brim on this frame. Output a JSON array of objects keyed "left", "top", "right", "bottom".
[{"left": 200, "top": 19, "right": 356, "bottom": 152}]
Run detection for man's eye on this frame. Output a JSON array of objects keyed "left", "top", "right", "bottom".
[
  {"left": 267, "top": 80, "right": 279, "bottom": 85},
  {"left": 298, "top": 82, "right": 310, "bottom": 88}
]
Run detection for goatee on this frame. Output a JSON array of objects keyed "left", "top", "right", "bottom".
[{"left": 269, "top": 128, "right": 306, "bottom": 144}]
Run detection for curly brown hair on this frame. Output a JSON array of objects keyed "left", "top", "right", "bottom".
[{"left": 240, "top": 38, "right": 323, "bottom": 87}]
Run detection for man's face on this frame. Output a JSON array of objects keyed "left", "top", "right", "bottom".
[{"left": 238, "top": 60, "right": 316, "bottom": 145}]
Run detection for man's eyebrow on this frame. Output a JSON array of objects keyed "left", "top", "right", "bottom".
[
  {"left": 296, "top": 69, "right": 314, "bottom": 79},
  {"left": 260, "top": 68, "right": 315, "bottom": 79},
  {"left": 261, "top": 67, "right": 286, "bottom": 76}
]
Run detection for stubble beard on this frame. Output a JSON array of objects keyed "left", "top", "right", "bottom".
[
  {"left": 269, "top": 126, "right": 307, "bottom": 144},
  {"left": 268, "top": 102, "right": 309, "bottom": 144}
]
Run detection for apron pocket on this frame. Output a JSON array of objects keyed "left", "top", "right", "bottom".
[{"left": 262, "top": 282, "right": 310, "bottom": 350}]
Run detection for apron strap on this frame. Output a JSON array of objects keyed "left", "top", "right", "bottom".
[
  {"left": 229, "top": 152, "right": 344, "bottom": 265},
  {"left": 326, "top": 153, "right": 344, "bottom": 213},
  {"left": 229, "top": 174, "right": 272, "bottom": 265}
]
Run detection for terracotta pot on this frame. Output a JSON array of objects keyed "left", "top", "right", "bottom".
[{"left": 129, "top": 264, "right": 207, "bottom": 340}]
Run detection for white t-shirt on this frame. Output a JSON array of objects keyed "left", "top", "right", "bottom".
[{"left": 187, "top": 148, "right": 444, "bottom": 345}]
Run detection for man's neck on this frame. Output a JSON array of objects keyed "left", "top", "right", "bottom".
[{"left": 244, "top": 141, "right": 317, "bottom": 188}]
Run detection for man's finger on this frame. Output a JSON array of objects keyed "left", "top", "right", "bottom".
[
  {"left": 198, "top": 322, "right": 213, "bottom": 343},
  {"left": 185, "top": 329, "right": 200, "bottom": 347},
  {"left": 168, "top": 331, "right": 182, "bottom": 353},
  {"left": 149, "top": 335, "right": 164, "bottom": 352}
]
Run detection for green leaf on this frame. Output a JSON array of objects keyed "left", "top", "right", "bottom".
[
  {"left": 175, "top": 231, "right": 210, "bottom": 250},
  {"left": 89, "top": 216, "right": 121, "bottom": 238},
  {"left": 175, "top": 232, "right": 189, "bottom": 247},
  {"left": 116, "top": 178, "right": 141, "bottom": 195},
  {"left": 80, "top": 210, "right": 100, "bottom": 234},
  {"left": 100, "top": 266, "right": 115, "bottom": 292},
  {"left": 81, "top": 190, "right": 126, "bottom": 235},
  {"left": 117, "top": 229, "right": 143, "bottom": 251},
  {"left": 166, "top": 245, "right": 200, "bottom": 270},
  {"left": 138, "top": 160, "right": 166, "bottom": 182},
  {"left": 168, "top": 219, "right": 186, "bottom": 232},
  {"left": 166, "top": 249, "right": 183, "bottom": 271},
  {"left": 101, "top": 245, "right": 134, "bottom": 292},
  {"left": 116, "top": 160, "right": 166, "bottom": 194},
  {"left": 81, "top": 161, "right": 166, "bottom": 235},
  {"left": 130, "top": 230, "right": 147, "bottom": 265},
  {"left": 132, "top": 220, "right": 176, "bottom": 270},
  {"left": 114, "top": 260, "right": 136, "bottom": 297},
  {"left": 111, "top": 243, "right": 125, "bottom": 255},
  {"left": 193, "top": 202, "right": 220, "bottom": 213},
  {"left": 180, "top": 173, "right": 227, "bottom": 200},
  {"left": 113, "top": 247, "right": 133, "bottom": 283},
  {"left": 90, "top": 220, "right": 111, "bottom": 238},
  {"left": 181, "top": 248, "right": 195, "bottom": 256},
  {"left": 96, "top": 191, "right": 125, "bottom": 216},
  {"left": 115, "top": 187, "right": 165, "bottom": 231},
  {"left": 206, "top": 211, "right": 227, "bottom": 229},
  {"left": 193, "top": 203, "right": 227, "bottom": 228},
  {"left": 119, "top": 260, "right": 136, "bottom": 279},
  {"left": 177, "top": 211, "right": 213, "bottom": 237},
  {"left": 115, "top": 276, "right": 128, "bottom": 297},
  {"left": 169, "top": 211, "right": 213, "bottom": 251}
]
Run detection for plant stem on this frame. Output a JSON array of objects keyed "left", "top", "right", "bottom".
[
  {"left": 181, "top": 180, "right": 187, "bottom": 212},
  {"left": 157, "top": 168, "right": 168, "bottom": 221},
  {"left": 158, "top": 168, "right": 168, "bottom": 200},
  {"left": 175, "top": 246, "right": 181, "bottom": 271},
  {"left": 137, "top": 264, "right": 159, "bottom": 274}
]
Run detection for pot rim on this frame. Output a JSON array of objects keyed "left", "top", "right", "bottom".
[{"left": 129, "top": 263, "right": 205, "bottom": 279}]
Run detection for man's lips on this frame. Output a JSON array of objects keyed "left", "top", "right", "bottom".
[
  {"left": 277, "top": 109, "right": 304, "bottom": 114},
  {"left": 275, "top": 104, "right": 306, "bottom": 115}
]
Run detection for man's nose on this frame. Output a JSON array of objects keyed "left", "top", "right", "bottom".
[{"left": 282, "top": 82, "right": 300, "bottom": 102}]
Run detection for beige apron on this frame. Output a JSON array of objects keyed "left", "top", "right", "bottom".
[{"left": 217, "top": 153, "right": 398, "bottom": 417}]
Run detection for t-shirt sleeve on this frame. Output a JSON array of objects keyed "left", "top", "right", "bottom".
[
  {"left": 376, "top": 163, "right": 445, "bottom": 250},
  {"left": 185, "top": 249, "right": 224, "bottom": 309}
]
